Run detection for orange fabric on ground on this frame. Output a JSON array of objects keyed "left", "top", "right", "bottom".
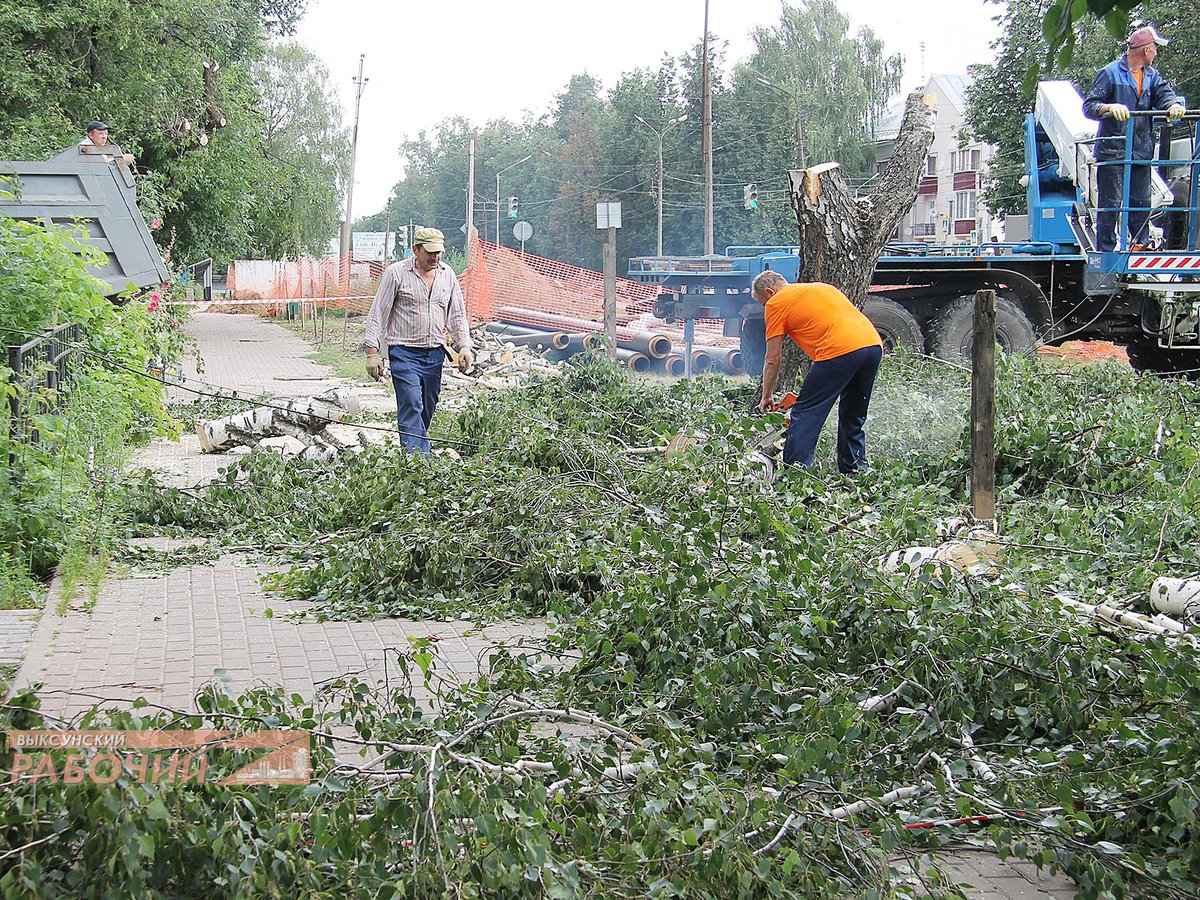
[{"left": 763, "top": 282, "right": 882, "bottom": 362}]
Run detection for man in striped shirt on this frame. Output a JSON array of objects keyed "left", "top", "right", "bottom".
[{"left": 363, "top": 227, "right": 473, "bottom": 452}]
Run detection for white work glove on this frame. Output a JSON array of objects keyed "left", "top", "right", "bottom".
[
  {"left": 1167, "top": 103, "right": 1186, "bottom": 121},
  {"left": 1106, "top": 103, "right": 1130, "bottom": 121},
  {"left": 457, "top": 348, "right": 473, "bottom": 374},
  {"left": 365, "top": 351, "right": 386, "bottom": 381}
]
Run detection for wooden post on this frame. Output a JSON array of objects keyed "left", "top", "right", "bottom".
[
  {"left": 971, "top": 289, "right": 996, "bottom": 522},
  {"left": 603, "top": 226, "right": 617, "bottom": 356}
]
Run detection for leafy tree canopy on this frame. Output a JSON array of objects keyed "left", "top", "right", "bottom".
[{"left": 358, "top": 1, "right": 903, "bottom": 269}]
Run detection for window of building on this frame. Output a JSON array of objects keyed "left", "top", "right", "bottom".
[
  {"left": 955, "top": 190, "right": 977, "bottom": 220},
  {"left": 926, "top": 154, "right": 937, "bottom": 176},
  {"left": 954, "top": 148, "right": 983, "bottom": 172}
]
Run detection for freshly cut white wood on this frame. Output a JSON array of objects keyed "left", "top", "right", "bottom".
[
  {"left": 1055, "top": 594, "right": 1191, "bottom": 638},
  {"left": 877, "top": 547, "right": 938, "bottom": 573},
  {"left": 1150, "top": 577, "right": 1200, "bottom": 619},
  {"left": 198, "top": 388, "right": 361, "bottom": 453}
]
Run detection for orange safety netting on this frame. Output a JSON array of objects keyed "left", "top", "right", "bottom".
[
  {"left": 462, "top": 238, "right": 737, "bottom": 347},
  {"left": 1037, "top": 341, "right": 1130, "bottom": 363},
  {"left": 271, "top": 255, "right": 383, "bottom": 315},
  {"left": 226, "top": 255, "right": 381, "bottom": 315}
]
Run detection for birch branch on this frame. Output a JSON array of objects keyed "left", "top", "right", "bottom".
[{"left": 858, "top": 681, "right": 907, "bottom": 714}]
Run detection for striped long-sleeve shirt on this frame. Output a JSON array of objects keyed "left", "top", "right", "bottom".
[{"left": 362, "top": 258, "right": 472, "bottom": 352}]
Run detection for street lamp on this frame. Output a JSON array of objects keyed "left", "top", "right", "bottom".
[
  {"left": 634, "top": 113, "right": 688, "bottom": 257},
  {"left": 495, "top": 155, "right": 532, "bottom": 246},
  {"left": 755, "top": 75, "right": 805, "bottom": 170}
]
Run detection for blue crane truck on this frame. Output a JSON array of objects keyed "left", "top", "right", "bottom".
[{"left": 630, "top": 81, "right": 1199, "bottom": 375}]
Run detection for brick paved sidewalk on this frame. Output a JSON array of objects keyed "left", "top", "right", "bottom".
[
  {"left": 13, "top": 552, "right": 546, "bottom": 722},
  {"left": 6, "top": 312, "right": 1075, "bottom": 898}
]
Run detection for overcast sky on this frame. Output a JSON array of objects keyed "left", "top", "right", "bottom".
[{"left": 293, "top": 0, "right": 1002, "bottom": 218}]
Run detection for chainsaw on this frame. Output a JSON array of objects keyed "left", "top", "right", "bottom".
[{"left": 770, "top": 392, "right": 798, "bottom": 412}]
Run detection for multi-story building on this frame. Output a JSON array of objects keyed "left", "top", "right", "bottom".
[{"left": 874, "top": 73, "right": 999, "bottom": 244}]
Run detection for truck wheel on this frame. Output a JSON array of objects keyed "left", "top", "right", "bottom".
[
  {"left": 862, "top": 297, "right": 924, "bottom": 353},
  {"left": 930, "top": 295, "right": 1037, "bottom": 362},
  {"left": 1126, "top": 342, "right": 1200, "bottom": 379}
]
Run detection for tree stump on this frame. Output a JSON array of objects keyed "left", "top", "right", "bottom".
[{"left": 777, "top": 89, "right": 936, "bottom": 388}]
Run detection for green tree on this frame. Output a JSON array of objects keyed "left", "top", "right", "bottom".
[
  {"left": 249, "top": 43, "right": 349, "bottom": 257},
  {"left": 362, "top": 2, "right": 905, "bottom": 271},
  {"left": 1043, "top": 0, "right": 1138, "bottom": 66},
  {"left": 543, "top": 75, "right": 614, "bottom": 269},
  {"left": 724, "top": 0, "right": 903, "bottom": 247}
]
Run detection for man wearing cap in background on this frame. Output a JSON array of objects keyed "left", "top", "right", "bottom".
[
  {"left": 81, "top": 121, "right": 135, "bottom": 166},
  {"left": 363, "top": 227, "right": 473, "bottom": 453},
  {"left": 1084, "top": 25, "right": 1185, "bottom": 252}
]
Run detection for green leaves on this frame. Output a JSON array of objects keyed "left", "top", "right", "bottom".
[{"left": 9, "top": 352, "right": 1200, "bottom": 895}]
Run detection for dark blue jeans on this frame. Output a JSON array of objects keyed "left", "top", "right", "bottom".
[
  {"left": 1096, "top": 160, "right": 1151, "bottom": 252},
  {"left": 388, "top": 345, "right": 445, "bottom": 453},
  {"left": 783, "top": 345, "right": 882, "bottom": 473}
]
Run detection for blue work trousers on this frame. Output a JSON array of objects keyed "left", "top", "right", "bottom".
[
  {"left": 388, "top": 345, "right": 445, "bottom": 453},
  {"left": 1096, "top": 160, "right": 1152, "bottom": 252},
  {"left": 783, "top": 345, "right": 882, "bottom": 473}
]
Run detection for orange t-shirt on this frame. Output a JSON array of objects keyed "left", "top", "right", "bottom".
[{"left": 763, "top": 282, "right": 882, "bottom": 362}]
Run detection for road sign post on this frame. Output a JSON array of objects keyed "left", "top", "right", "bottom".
[
  {"left": 513, "top": 220, "right": 533, "bottom": 255},
  {"left": 596, "top": 203, "right": 622, "bottom": 357}
]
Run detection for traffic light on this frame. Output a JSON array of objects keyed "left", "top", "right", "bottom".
[
  {"left": 396, "top": 226, "right": 409, "bottom": 250},
  {"left": 743, "top": 183, "right": 759, "bottom": 210},
  {"left": 508, "top": 196, "right": 519, "bottom": 218}
]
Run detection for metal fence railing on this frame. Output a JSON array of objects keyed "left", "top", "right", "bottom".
[{"left": 5, "top": 323, "right": 82, "bottom": 453}]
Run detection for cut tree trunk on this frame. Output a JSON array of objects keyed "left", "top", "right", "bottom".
[
  {"left": 777, "top": 89, "right": 936, "bottom": 389},
  {"left": 198, "top": 388, "right": 361, "bottom": 453}
]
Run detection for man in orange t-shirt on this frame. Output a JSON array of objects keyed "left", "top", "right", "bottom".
[{"left": 752, "top": 271, "right": 883, "bottom": 472}]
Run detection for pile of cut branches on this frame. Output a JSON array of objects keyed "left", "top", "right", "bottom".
[{"left": 5, "top": 354, "right": 1199, "bottom": 897}]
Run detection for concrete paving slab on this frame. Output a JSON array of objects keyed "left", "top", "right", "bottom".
[
  {"left": 13, "top": 555, "right": 546, "bottom": 722},
  {"left": 0, "top": 610, "right": 38, "bottom": 664}
]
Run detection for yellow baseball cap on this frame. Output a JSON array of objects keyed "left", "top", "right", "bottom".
[{"left": 412, "top": 227, "right": 445, "bottom": 252}]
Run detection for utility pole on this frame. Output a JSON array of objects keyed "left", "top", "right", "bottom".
[
  {"left": 340, "top": 55, "right": 367, "bottom": 261},
  {"left": 634, "top": 115, "right": 688, "bottom": 257},
  {"left": 466, "top": 138, "right": 475, "bottom": 251},
  {"left": 603, "top": 227, "right": 617, "bottom": 354},
  {"left": 701, "top": 0, "right": 713, "bottom": 255},
  {"left": 596, "top": 202, "right": 622, "bottom": 357},
  {"left": 382, "top": 194, "right": 391, "bottom": 262}
]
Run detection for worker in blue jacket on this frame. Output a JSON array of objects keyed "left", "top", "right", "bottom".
[{"left": 1083, "top": 25, "right": 1185, "bottom": 252}]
